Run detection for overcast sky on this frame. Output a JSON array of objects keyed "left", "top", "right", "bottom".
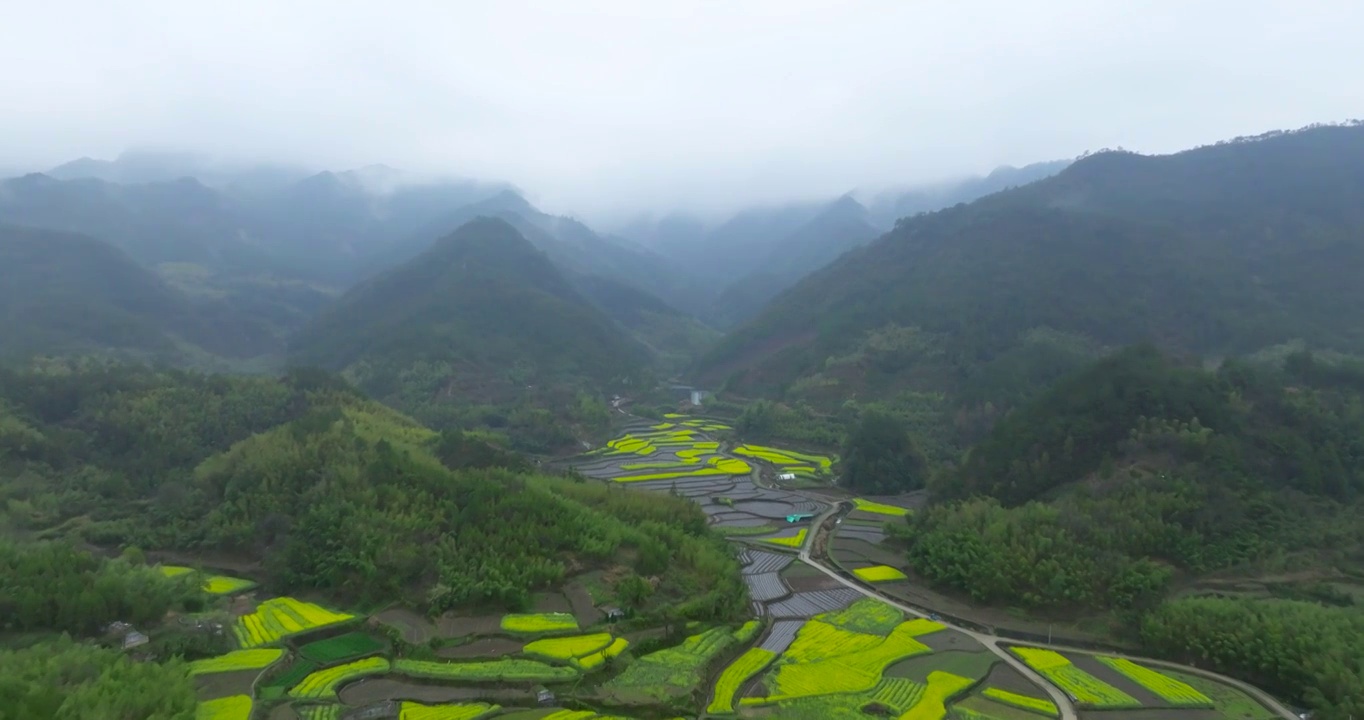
[{"left": 2, "top": 1, "right": 1362, "bottom": 220}]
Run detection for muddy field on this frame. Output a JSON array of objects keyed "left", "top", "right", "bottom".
[
  {"left": 338, "top": 677, "right": 534, "bottom": 706},
  {"left": 436, "top": 637, "right": 524, "bottom": 659},
  {"left": 193, "top": 669, "right": 259, "bottom": 699},
  {"left": 373, "top": 607, "right": 436, "bottom": 644}
]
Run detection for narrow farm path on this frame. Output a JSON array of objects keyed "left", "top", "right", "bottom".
[
  {"left": 796, "top": 505, "right": 1081, "bottom": 720},
  {"left": 589, "top": 410, "right": 1297, "bottom": 719},
  {"left": 794, "top": 503, "right": 1301, "bottom": 720}
]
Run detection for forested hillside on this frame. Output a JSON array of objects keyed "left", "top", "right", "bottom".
[
  {"left": 0, "top": 225, "right": 279, "bottom": 363},
  {"left": 698, "top": 124, "right": 1364, "bottom": 453},
  {"left": 895, "top": 347, "right": 1364, "bottom": 714},
  {"left": 572, "top": 272, "right": 720, "bottom": 372},
  {"left": 708, "top": 196, "right": 881, "bottom": 329},
  {"left": 0, "top": 361, "right": 745, "bottom": 620},
  {"left": 289, "top": 218, "right": 651, "bottom": 450}
]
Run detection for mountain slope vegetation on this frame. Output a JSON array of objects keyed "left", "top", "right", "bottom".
[
  {"left": 699, "top": 124, "right": 1364, "bottom": 451},
  {"left": 709, "top": 196, "right": 880, "bottom": 329},
  {"left": 897, "top": 346, "right": 1364, "bottom": 714},
  {"left": 290, "top": 217, "right": 650, "bottom": 449},
  {"left": 0, "top": 361, "right": 745, "bottom": 619},
  {"left": 0, "top": 225, "right": 277, "bottom": 362},
  {"left": 571, "top": 272, "right": 720, "bottom": 372}
]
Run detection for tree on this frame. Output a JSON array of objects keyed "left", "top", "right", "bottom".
[{"left": 841, "top": 410, "right": 928, "bottom": 493}]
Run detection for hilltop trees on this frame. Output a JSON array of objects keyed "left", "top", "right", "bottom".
[{"left": 840, "top": 410, "right": 928, "bottom": 493}]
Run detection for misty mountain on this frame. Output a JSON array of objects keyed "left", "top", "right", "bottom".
[
  {"left": 0, "top": 225, "right": 278, "bottom": 362},
  {"left": 570, "top": 272, "right": 720, "bottom": 371},
  {"left": 46, "top": 150, "right": 312, "bottom": 193},
  {"left": 0, "top": 164, "right": 515, "bottom": 283},
  {"left": 697, "top": 124, "right": 1364, "bottom": 422},
  {"left": 290, "top": 218, "right": 650, "bottom": 432},
  {"left": 708, "top": 195, "right": 880, "bottom": 328},
  {"left": 254, "top": 168, "right": 511, "bottom": 280},
  {"left": 866, "top": 159, "right": 1071, "bottom": 227},
  {"left": 378, "top": 190, "right": 709, "bottom": 316},
  {"left": 0, "top": 173, "right": 274, "bottom": 270},
  {"left": 633, "top": 201, "right": 835, "bottom": 288}
]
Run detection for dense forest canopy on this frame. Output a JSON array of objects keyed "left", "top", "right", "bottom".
[
  {"left": 0, "top": 225, "right": 281, "bottom": 363},
  {"left": 697, "top": 124, "right": 1364, "bottom": 463},
  {"left": 893, "top": 347, "right": 1364, "bottom": 711},
  {"left": 288, "top": 217, "right": 654, "bottom": 450},
  {"left": 0, "top": 361, "right": 745, "bottom": 622}
]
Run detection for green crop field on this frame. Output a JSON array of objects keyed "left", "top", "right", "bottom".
[
  {"left": 523, "top": 632, "right": 613, "bottom": 662},
  {"left": 393, "top": 658, "right": 578, "bottom": 683},
  {"left": 288, "top": 656, "right": 390, "bottom": 699},
  {"left": 298, "top": 632, "right": 385, "bottom": 664},
  {"left": 397, "top": 702, "right": 501, "bottom": 720},
  {"left": 982, "top": 687, "right": 1060, "bottom": 717},
  {"left": 296, "top": 706, "right": 341, "bottom": 720},
  {"left": 233, "top": 597, "right": 354, "bottom": 648},
  {"left": 761, "top": 529, "right": 807, "bottom": 548},
  {"left": 763, "top": 620, "right": 936, "bottom": 700},
  {"left": 1010, "top": 648, "right": 1139, "bottom": 709},
  {"left": 195, "top": 694, "right": 252, "bottom": 720},
  {"left": 188, "top": 648, "right": 283, "bottom": 675},
  {"left": 708, "top": 647, "right": 777, "bottom": 714},
  {"left": 259, "top": 659, "right": 317, "bottom": 698},
  {"left": 854, "top": 565, "right": 908, "bottom": 582},
  {"left": 500, "top": 612, "right": 578, "bottom": 635},
  {"left": 732, "top": 445, "right": 835, "bottom": 474},
  {"left": 158, "top": 565, "right": 256, "bottom": 595},
  {"left": 601, "top": 625, "right": 738, "bottom": 703},
  {"left": 613, "top": 457, "right": 751, "bottom": 482},
  {"left": 852, "top": 498, "right": 909, "bottom": 516},
  {"left": 1096, "top": 657, "right": 1212, "bottom": 708}
]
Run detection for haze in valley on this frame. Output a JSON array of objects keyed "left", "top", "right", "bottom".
[{"left": 3, "top": 0, "right": 1363, "bottom": 221}]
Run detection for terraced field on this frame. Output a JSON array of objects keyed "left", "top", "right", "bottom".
[{"left": 173, "top": 413, "right": 1286, "bottom": 720}]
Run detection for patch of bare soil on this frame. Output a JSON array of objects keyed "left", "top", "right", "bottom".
[
  {"left": 830, "top": 537, "right": 905, "bottom": 567},
  {"left": 874, "top": 576, "right": 1120, "bottom": 647},
  {"left": 778, "top": 561, "right": 823, "bottom": 580},
  {"left": 623, "top": 626, "right": 667, "bottom": 644},
  {"left": 338, "top": 677, "right": 535, "bottom": 706},
  {"left": 194, "top": 669, "right": 259, "bottom": 699},
  {"left": 565, "top": 582, "right": 602, "bottom": 627},
  {"left": 532, "top": 591, "right": 572, "bottom": 615},
  {"left": 436, "top": 637, "right": 524, "bottom": 659},
  {"left": 784, "top": 572, "right": 842, "bottom": 593},
  {"left": 436, "top": 613, "right": 504, "bottom": 639},
  {"left": 1070, "top": 653, "right": 1165, "bottom": 708},
  {"left": 267, "top": 704, "right": 300, "bottom": 720},
  {"left": 495, "top": 710, "right": 557, "bottom": 720},
  {"left": 916, "top": 628, "right": 987, "bottom": 654},
  {"left": 374, "top": 608, "right": 435, "bottom": 644},
  {"left": 1078, "top": 710, "right": 1222, "bottom": 720},
  {"left": 979, "top": 662, "right": 1047, "bottom": 697}
]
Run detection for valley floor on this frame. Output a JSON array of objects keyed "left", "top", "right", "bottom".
[{"left": 161, "top": 414, "right": 1295, "bottom": 720}]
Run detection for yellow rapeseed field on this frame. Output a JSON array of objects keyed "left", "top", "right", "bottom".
[
  {"left": 232, "top": 597, "right": 354, "bottom": 648},
  {"left": 854, "top": 565, "right": 909, "bottom": 582},
  {"left": 189, "top": 648, "right": 283, "bottom": 675},
  {"left": 195, "top": 695, "right": 252, "bottom": 720}
]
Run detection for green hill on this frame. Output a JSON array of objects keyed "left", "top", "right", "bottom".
[
  {"left": 899, "top": 346, "right": 1364, "bottom": 714},
  {"left": 697, "top": 124, "right": 1364, "bottom": 451},
  {"left": 572, "top": 272, "right": 720, "bottom": 373},
  {"left": 0, "top": 361, "right": 744, "bottom": 618},
  {"left": 290, "top": 217, "right": 651, "bottom": 449},
  {"left": 0, "top": 224, "right": 277, "bottom": 362}
]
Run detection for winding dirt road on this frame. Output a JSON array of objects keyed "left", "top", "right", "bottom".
[
  {"left": 794, "top": 503, "right": 1299, "bottom": 720},
  {"left": 797, "top": 505, "right": 1080, "bottom": 720}
]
